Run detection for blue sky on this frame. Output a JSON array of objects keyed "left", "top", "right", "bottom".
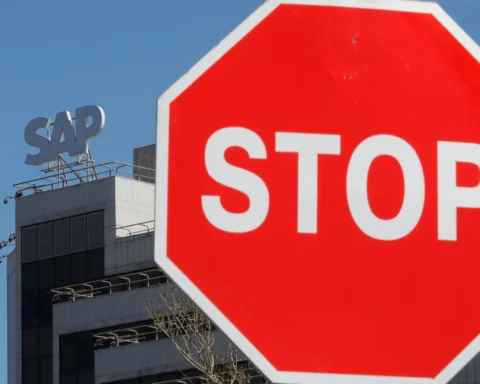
[{"left": 0, "top": 0, "right": 479, "bottom": 382}]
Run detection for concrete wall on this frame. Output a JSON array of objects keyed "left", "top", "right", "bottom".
[
  {"left": 113, "top": 177, "right": 154, "bottom": 234},
  {"left": 95, "top": 331, "right": 230, "bottom": 384},
  {"left": 104, "top": 177, "right": 155, "bottom": 276},
  {"left": 105, "top": 232, "right": 155, "bottom": 276},
  {"left": 104, "top": 177, "right": 155, "bottom": 275}
]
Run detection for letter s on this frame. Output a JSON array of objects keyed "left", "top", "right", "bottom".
[
  {"left": 24, "top": 117, "right": 52, "bottom": 166},
  {"left": 201, "top": 127, "right": 269, "bottom": 233}
]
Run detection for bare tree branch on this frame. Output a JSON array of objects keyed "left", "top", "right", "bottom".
[{"left": 145, "top": 287, "right": 259, "bottom": 384}]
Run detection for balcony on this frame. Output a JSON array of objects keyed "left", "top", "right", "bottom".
[
  {"left": 94, "top": 330, "right": 235, "bottom": 383},
  {"left": 51, "top": 268, "right": 167, "bottom": 304}
]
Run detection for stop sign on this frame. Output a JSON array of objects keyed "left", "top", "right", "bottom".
[{"left": 154, "top": 1, "right": 480, "bottom": 383}]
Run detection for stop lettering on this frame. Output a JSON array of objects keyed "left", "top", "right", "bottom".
[
  {"left": 155, "top": 1, "right": 480, "bottom": 384},
  {"left": 203, "top": 128, "right": 480, "bottom": 242}
]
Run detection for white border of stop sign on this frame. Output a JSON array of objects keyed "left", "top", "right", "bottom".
[{"left": 155, "top": 1, "right": 480, "bottom": 384}]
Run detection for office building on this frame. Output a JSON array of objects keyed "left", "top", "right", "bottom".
[{"left": 6, "top": 145, "right": 234, "bottom": 384}]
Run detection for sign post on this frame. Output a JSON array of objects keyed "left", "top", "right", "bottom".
[{"left": 155, "top": 1, "right": 480, "bottom": 384}]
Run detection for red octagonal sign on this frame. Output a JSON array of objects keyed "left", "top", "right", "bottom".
[{"left": 155, "top": 1, "right": 480, "bottom": 383}]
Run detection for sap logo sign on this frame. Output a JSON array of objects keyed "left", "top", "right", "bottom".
[{"left": 24, "top": 105, "right": 105, "bottom": 166}]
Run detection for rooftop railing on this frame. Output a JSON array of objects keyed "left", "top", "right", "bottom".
[
  {"left": 116, "top": 220, "right": 155, "bottom": 238},
  {"left": 13, "top": 161, "right": 155, "bottom": 196}
]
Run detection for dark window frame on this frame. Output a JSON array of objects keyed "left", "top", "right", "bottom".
[
  {"left": 71, "top": 251, "right": 88, "bottom": 285},
  {"left": 22, "top": 357, "right": 39, "bottom": 384},
  {"left": 37, "top": 222, "right": 54, "bottom": 260},
  {"left": 20, "top": 210, "right": 104, "bottom": 264},
  {"left": 21, "top": 291, "right": 39, "bottom": 329},
  {"left": 87, "top": 211, "right": 104, "bottom": 250},
  {"left": 21, "top": 210, "right": 104, "bottom": 384},
  {"left": 39, "top": 355, "right": 53, "bottom": 384},
  {"left": 71, "top": 214, "right": 87, "bottom": 253},
  {"left": 54, "top": 254, "right": 72, "bottom": 288},
  {"left": 21, "top": 261, "right": 38, "bottom": 293},
  {"left": 54, "top": 218, "right": 72, "bottom": 257},
  {"left": 38, "top": 327, "right": 53, "bottom": 357},
  {"left": 22, "top": 328, "right": 39, "bottom": 359},
  {"left": 38, "top": 258, "right": 54, "bottom": 291},
  {"left": 22, "top": 225, "right": 38, "bottom": 264}
]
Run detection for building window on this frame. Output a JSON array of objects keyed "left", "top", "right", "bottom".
[
  {"left": 21, "top": 211, "right": 105, "bottom": 384},
  {"left": 87, "top": 247, "right": 104, "bottom": 282},
  {"left": 22, "top": 262, "right": 38, "bottom": 293},
  {"left": 38, "top": 258, "right": 54, "bottom": 291},
  {"left": 22, "top": 328, "right": 38, "bottom": 359},
  {"left": 22, "top": 226, "right": 38, "bottom": 263},
  {"left": 87, "top": 211, "right": 104, "bottom": 249},
  {"left": 60, "top": 374, "right": 77, "bottom": 384},
  {"left": 22, "top": 358, "right": 39, "bottom": 384},
  {"left": 54, "top": 219, "right": 71, "bottom": 257},
  {"left": 22, "top": 210, "right": 104, "bottom": 263},
  {"left": 54, "top": 254, "right": 72, "bottom": 287},
  {"left": 60, "top": 333, "right": 93, "bottom": 384},
  {"left": 71, "top": 215, "right": 87, "bottom": 253},
  {"left": 39, "top": 355, "right": 53, "bottom": 384},
  {"left": 77, "top": 372, "right": 95, "bottom": 384},
  {"left": 77, "top": 335, "right": 95, "bottom": 373},
  {"left": 22, "top": 292, "right": 39, "bottom": 329},
  {"left": 38, "top": 222, "right": 54, "bottom": 260},
  {"left": 38, "top": 327, "right": 52, "bottom": 357},
  {"left": 60, "top": 337, "right": 77, "bottom": 376},
  {"left": 38, "top": 291, "right": 53, "bottom": 327},
  {"left": 71, "top": 251, "right": 88, "bottom": 284}
]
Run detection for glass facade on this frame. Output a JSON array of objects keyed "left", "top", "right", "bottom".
[
  {"left": 59, "top": 332, "right": 95, "bottom": 384},
  {"left": 21, "top": 211, "right": 105, "bottom": 384}
]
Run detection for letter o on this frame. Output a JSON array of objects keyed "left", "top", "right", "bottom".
[{"left": 346, "top": 135, "right": 425, "bottom": 241}]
